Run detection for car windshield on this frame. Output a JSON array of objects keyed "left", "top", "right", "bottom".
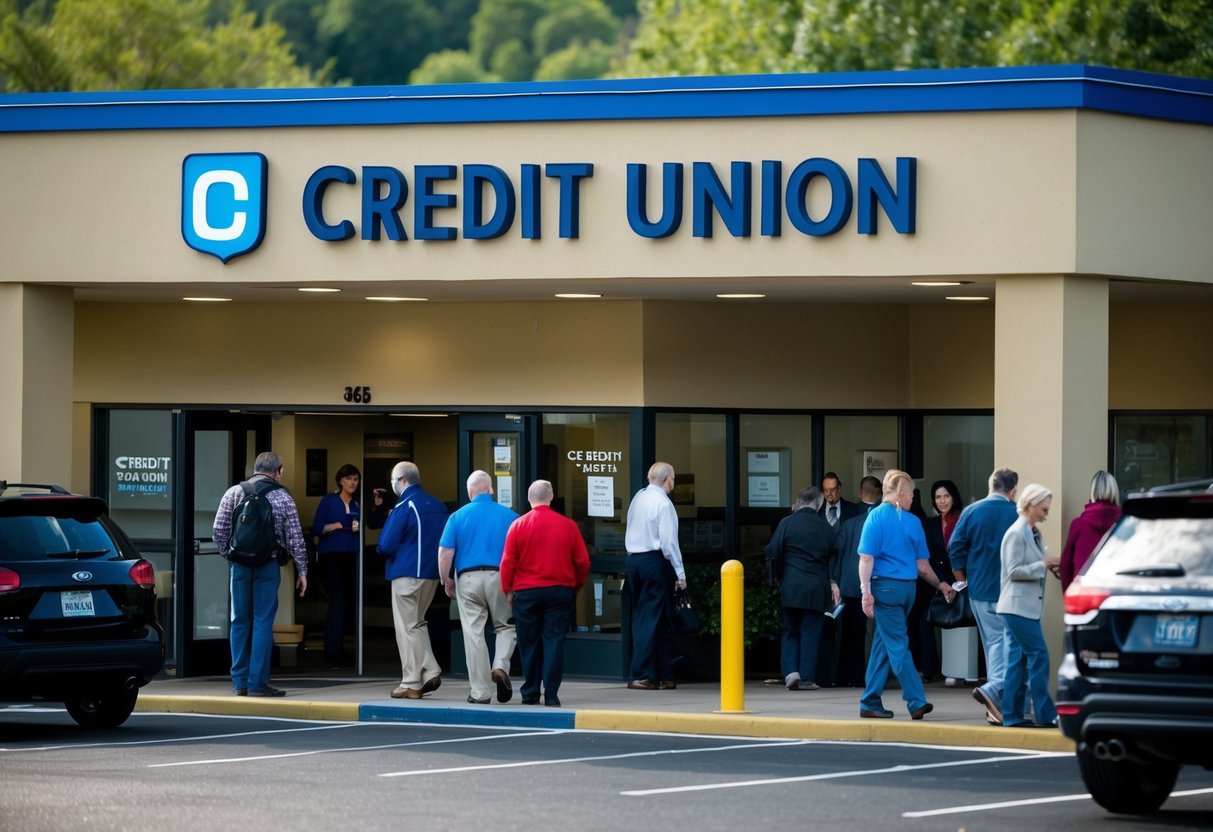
[
  {"left": 1084, "top": 515, "right": 1213, "bottom": 579},
  {"left": 0, "top": 515, "right": 121, "bottom": 562}
]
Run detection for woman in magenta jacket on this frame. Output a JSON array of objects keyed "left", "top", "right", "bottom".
[{"left": 1059, "top": 470, "right": 1121, "bottom": 591}]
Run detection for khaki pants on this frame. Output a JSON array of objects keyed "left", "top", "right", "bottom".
[
  {"left": 389, "top": 576, "right": 441, "bottom": 688},
  {"left": 456, "top": 569, "right": 516, "bottom": 700}
]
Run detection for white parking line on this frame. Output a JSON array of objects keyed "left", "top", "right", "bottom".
[
  {"left": 379, "top": 740, "right": 812, "bottom": 778},
  {"left": 903, "top": 787, "right": 1213, "bottom": 817},
  {"left": 1, "top": 719, "right": 366, "bottom": 753},
  {"left": 149, "top": 729, "right": 563, "bottom": 768},
  {"left": 621, "top": 752, "right": 1057, "bottom": 796}
]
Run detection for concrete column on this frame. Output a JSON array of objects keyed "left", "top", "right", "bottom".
[
  {"left": 0, "top": 285, "right": 75, "bottom": 486},
  {"left": 994, "top": 274, "right": 1108, "bottom": 679}
]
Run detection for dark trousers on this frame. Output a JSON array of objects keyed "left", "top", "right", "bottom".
[
  {"left": 512, "top": 585, "right": 574, "bottom": 705},
  {"left": 909, "top": 579, "right": 941, "bottom": 680},
  {"left": 836, "top": 595, "right": 869, "bottom": 687},
  {"left": 318, "top": 551, "right": 356, "bottom": 661},
  {"left": 626, "top": 551, "right": 675, "bottom": 682},
  {"left": 780, "top": 607, "right": 825, "bottom": 682}
]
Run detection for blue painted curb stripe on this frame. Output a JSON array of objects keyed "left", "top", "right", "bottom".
[{"left": 359, "top": 703, "right": 576, "bottom": 729}]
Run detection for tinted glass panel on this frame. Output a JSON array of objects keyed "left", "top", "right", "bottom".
[
  {"left": 0, "top": 516, "right": 120, "bottom": 561},
  {"left": 1085, "top": 516, "right": 1213, "bottom": 577}
]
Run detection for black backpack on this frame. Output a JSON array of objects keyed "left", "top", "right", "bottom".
[{"left": 226, "top": 478, "right": 283, "bottom": 566}]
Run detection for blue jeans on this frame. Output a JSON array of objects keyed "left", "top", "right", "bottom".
[
  {"left": 1001, "top": 613, "right": 1058, "bottom": 726},
  {"left": 780, "top": 607, "right": 824, "bottom": 683},
  {"left": 971, "top": 597, "right": 1009, "bottom": 699},
  {"left": 229, "top": 559, "right": 281, "bottom": 691},
  {"left": 512, "top": 585, "right": 574, "bottom": 705},
  {"left": 860, "top": 578, "right": 927, "bottom": 713}
]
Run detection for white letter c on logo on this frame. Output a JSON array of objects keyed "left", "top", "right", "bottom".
[{"left": 192, "top": 170, "right": 248, "bottom": 242}]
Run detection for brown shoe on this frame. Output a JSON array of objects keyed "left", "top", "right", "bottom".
[
  {"left": 627, "top": 679, "right": 657, "bottom": 690},
  {"left": 491, "top": 668, "right": 513, "bottom": 703},
  {"left": 910, "top": 703, "right": 935, "bottom": 720},
  {"left": 391, "top": 685, "right": 423, "bottom": 700},
  {"left": 659, "top": 680, "right": 678, "bottom": 690},
  {"left": 421, "top": 675, "right": 442, "bottom": 694}
]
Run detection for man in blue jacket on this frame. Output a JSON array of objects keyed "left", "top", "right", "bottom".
[
  {"left": 377, "top": 461, "right": 449, "bottom": 700},
  {"left": 948, "top": 467, "right": 1019, "bottom": 724}
]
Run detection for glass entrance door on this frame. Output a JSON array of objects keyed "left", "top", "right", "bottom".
[
  {"left": 457, "top": 414, "right": 537, "bottom": 514},
  {"left": 174, "top": 411, "right": 271, "bottom": 676}
]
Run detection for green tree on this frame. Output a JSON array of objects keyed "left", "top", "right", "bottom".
[
  {"left": 0, "top": 0, "right": 322, "bottom": 91},
  {"left": 533, "top": 0, "right": 618, "bottom": 57},
  {"left": 316, "top": 0, "right": 438, "bottom": 85},
  {"left": 469, "top": 0, "right": 551, "bottom": 73},
  {"left": 488, "top": 37, "right": 536, "bottom": 81},
  {"left": 534, "top": 38, "right": 614, "bottom": 80},
  {"left": 409, "top": 48, "right": 496, "bottom": 85}
]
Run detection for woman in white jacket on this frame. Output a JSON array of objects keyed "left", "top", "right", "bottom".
[{"left": 996, "top": 483, "right": 1061, "bottom": 728}]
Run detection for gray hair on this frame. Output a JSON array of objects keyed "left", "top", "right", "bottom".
[
  {"left": 467, "top": 470, "right": 493, "bottom": 496},
  {"left": 1090, "top": 470, "right": 1119, "bottom": 504},
  {"left": 253, "top": 452, "right": 283, "bottom": 474},
  {"left": 391, "top": 460, "right": 420, "bottom": 486},
  {"left": 647, "top": 462, "right": 674, "bottom": 485},
  {"left": 1016, "top": 483, "right": 1053, "bottom": 514},
  {"left": 794, "top": 486, "right": 824, "bottom": 512},
  {"left": 527, "top": 479, "right": 554, "bottom": 505},
  {"left": 989, "top": 467, "right": 1019, "bottom": 495}
]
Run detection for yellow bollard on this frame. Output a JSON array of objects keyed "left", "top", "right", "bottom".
[{"left": 718, "top": 559, "right": 747, "bottom": 713}]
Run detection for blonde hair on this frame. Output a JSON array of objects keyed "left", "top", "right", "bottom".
[
  {"left": 881, "top": 469, "right": 913, "bottom": 504},
  {"left": 1016, "top": 483, "right": 1053, "bottom": 515},
  {"left": 1090, "top": 470, "right": 1119, "bottom": 504}
]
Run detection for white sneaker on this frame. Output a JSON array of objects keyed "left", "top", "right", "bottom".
[{"left": 785, "top": 672, "right": 801, "bottom": 691}]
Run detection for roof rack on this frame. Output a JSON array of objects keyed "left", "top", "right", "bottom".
[{"left": 0, "top": 482, "right": 74, "bottom": 497}]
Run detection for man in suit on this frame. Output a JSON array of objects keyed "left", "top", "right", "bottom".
[
  {"left": 767, "top": 486, "right": 837, "bottom": 691},
  {"left": 831, "top": 475, "right": 881, "bottom": 687},
  {"left": 820, "top": 471, "right": 861, "bottom": 529},
  {"left": 948, "top": 467, "right": 1020, "bottom": 725}
]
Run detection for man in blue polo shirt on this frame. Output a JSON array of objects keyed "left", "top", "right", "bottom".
[
  {"left": 948, "top": 467, "right": 1019, "bottom": 725},
  {"left": 438, "top": 470, "right": 520, "bottom": 704}
]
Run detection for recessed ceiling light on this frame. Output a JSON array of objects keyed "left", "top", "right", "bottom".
[
  {"left": 946, "top": 296, "right": 990, "bottom": 302},
  {"left": 183, "top": 296, "right": 231, "bottom": 302},
  {"left": 716, "top": 293, "right": 766, "bottom": 299},
  {"left": 298, "top": 287, "right": 341, "bottom": 293},
  {"left": 554, "top": 293, "right": 602, "bottom": 299},
  {"left": 912, "top": 281, "right": 964, "bottom": 287},
  {"left": 366, "top": 296, "right": 428, "bottom": 302}
]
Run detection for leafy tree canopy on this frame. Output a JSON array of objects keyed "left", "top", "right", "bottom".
[
  {"left": 409, "top": 48, "right": 496, "bottom": 85},
  {"left": 0, "top": 0, "right": 323, "bottom": 92}
]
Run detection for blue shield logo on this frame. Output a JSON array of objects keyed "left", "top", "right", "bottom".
[{"left": 182, "top": 153, "right": 267, "bottom": 263}]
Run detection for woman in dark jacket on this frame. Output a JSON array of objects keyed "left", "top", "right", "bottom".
[
  {"left": 910, "top": 479, "right": 963, "bottom": 681},
  {"left": 311, "top": 463, "right": 362, "bottom": 667},
  {"left": 1059, "top": 471, "right": 1121, "bottom": 591}
]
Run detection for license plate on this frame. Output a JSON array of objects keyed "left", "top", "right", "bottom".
[
  {"left": 1154, "top": 613, "right": 1198, "bottom": 649},
  {"left": 60, "top": 590, "right": 95, "bottom": 617}
]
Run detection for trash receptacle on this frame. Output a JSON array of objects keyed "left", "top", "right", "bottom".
[{"left": 941, "top": 626, "right": 980, "bottom": 682}]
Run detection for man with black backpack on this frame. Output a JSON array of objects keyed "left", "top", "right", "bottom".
[{"left": 212, "top": 452, "right": 308, "bottom": 697}]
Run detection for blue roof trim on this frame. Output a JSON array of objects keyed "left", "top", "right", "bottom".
[{"left": 1, "top": 64, "right": 1210, "bottom": 133}]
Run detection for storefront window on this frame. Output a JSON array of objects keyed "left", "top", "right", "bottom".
[
  {"left": 822, "top": 415, "right": 900, "bottom": 503},
  {"left": 922, "top": 414, "right": 994, "bottom": 507},
  {"left": 737, "top": 413, "right": 812, "bottom": 556},
  {"left": 1113, "top": 414, "right": 1212, "bottom": 493},
  {"left": 655, "top": 413, "right": 727, "bottom": 557},
  {"left": 540, "top": 413, "right": 630, "bottom": 634}
]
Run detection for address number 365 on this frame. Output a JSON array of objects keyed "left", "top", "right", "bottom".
[{"left": 343, "top": 386, "right": 372, "bottom": 404}]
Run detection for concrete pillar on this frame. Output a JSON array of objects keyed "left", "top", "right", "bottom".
[
  {"left": 0, "top": 285, "right": 75, "bottom": 486},
  {"left": 994, "top": 274, "right": 1109, "bottom": 679}
]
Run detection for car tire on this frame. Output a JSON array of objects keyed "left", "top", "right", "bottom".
[
  {"left": 64, "top": 686, "right": 140, "bottom": 729},
  {"left": 1076, "top": 747, "right": 1179, "bottom": 814}
]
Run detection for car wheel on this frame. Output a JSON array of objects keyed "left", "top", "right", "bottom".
[
  {"left": 64, "top": 686, "right": 140, "bottom": 729},
  {"left": 1076, "top": 747, "right": 1179, "bottom": 814}
]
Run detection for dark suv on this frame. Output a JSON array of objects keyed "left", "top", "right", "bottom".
[
  {"left": 1057, "top": 479, "right": 1213, "bottom": 814},
  {"left": 0, "top": 482, "right": 164, "bottom": 727}
]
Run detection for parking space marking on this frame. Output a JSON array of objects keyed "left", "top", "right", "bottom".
[
  {"left": 148, "top": 729, "right": 563, "bottom": 768},
  {"left": 379, "top": 739, "right": 812, "bottom": 778},
  {"left": 620, "top": 751, "right": 1058, "bottom": 796},
  {"left": 1, "top": 718, "right": 367, "bottom": 753},
  {"left": 902, "top": 786, "right": 1213, "bottom": 818}
]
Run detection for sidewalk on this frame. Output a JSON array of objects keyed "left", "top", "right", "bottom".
[{"left": 136, "top": 673, "right": 1073, "bottom": 752}]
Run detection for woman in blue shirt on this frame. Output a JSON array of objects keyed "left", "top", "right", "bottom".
[
  {"left": 311, "top": 463, "right": 361, "bottom": 667},
  {"left": 857, "top": 469, "right": 956, "bottom": 720}
]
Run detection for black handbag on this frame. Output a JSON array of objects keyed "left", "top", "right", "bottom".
[
  {"left": 926, "top": 586, "right": 975, "bottom": 629},
  {"left": 669, "top": 588, "right": 703, "bottom": 635}
]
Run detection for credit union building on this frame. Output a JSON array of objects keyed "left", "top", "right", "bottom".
[{"left": 1, "top": 65, "right": 1211, "bottom": 677}]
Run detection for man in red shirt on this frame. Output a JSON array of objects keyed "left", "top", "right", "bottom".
[{"left": 500, "top": 480, "right": 590, "bottom": 707}]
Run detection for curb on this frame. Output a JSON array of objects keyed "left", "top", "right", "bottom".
[{"left": 135, "top": 695, "right": 1074, "bottom": 752}]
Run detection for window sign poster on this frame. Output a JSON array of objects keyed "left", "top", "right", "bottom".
[
  {"left": 748, "top": 475, "right": 782, "bottom": 506},
  {"left": 747, "top": 451, "right": 780, "bottom": 474},
  {"left": 863, "top": 450, "right": 898, "bottom": 479},
  {"left": 108, "top": 410, "right": 173, "bottom": 509},
  {"left": 494, "top": 443, "right": 512, "bottom": 476},
  {"left": 588, "top": 476, "right": 614, "bottom": 518},
  {"left": 496, "top": 475, "right": 513, "bottom": 507}
]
